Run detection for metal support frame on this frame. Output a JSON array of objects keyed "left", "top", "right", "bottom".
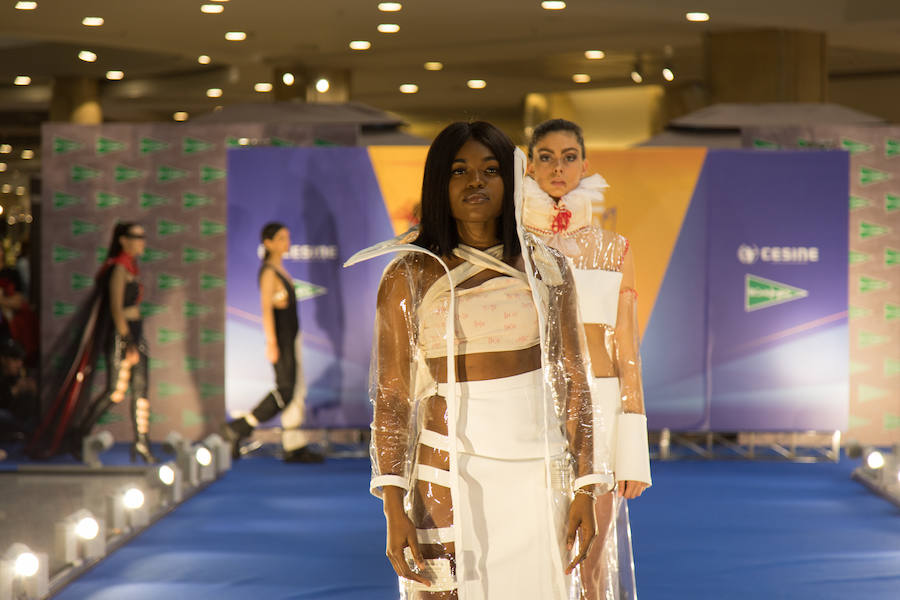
[{"left": 652, "top": 429, "right": 841, "bottom": 462}]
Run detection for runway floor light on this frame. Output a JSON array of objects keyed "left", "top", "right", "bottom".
[
  {"left": 1, "top": 543, "right": 49, "bottom": 600},
  {"left": 150, "top": 461, "right": 184, "bottom": 504},
  {"left": 122, "top": 487, "right": 144, "bottom": 510},
  {"left": 202, "top": 433, "right": 232, "bottom": 474},
  {"left": 81, "top": 430, "right": 114, "bottom": 468},
  {"left": 158, "top": 464, "right": 176, "bottom": 486},
  {"left": 55, "top": 509, "right": 106, "bottom": 567},
  {"left": 848, "top": 442, "right": 900, "bottom": 509},
  {"left": 163, "top": 431, "right": 200, "bottom": 487}
]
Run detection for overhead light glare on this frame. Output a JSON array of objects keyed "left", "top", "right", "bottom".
[
  {"left": 75, "top": 516, "right": 100, "bottom": 540},
  {"left": 378, "top": 2, "right": 402, "bottom": 10},
  {"left": 201, "top": 4, "right": 224, "bottom": 13},
  {"left": 122, "top": 488, "right": 145, "bottom": 510},
  {"left": 106, "top": 70, "right": 124, "bottom": 80},
  {"left": 572, "top": 73, "right": 591, "bottom": 83},
  {"left": 0, "top": 145, "right": 11, "bottom": 154},
  {"left": 173, "top": 111, "right": 189, "bottom": 122},
  {"left": 0, "top": 163, "right": 6, "bottom": 172},
  {"left": 663, "top": 67, "right": 675, "bottom": 81},
  {"left": 377, "top": 23, "right": 399, "bottom": 33},
  {"left": 584, "top": 50, "right": 605, "bottom": 60},
  {"left": 14, "top": 76, "right": 31, "bottom": 86},
  {"left": 15, "top": 186, "right": 25, "bottom": 196},
  {"left": 315, "top": 78, "right": 330, "bottom": 93},
  {"left": 15, "top": 1, "right": 37, "bottom": 9},
  {"left": 349, "top": 40, "right": 372, "bottom": 50},
  {"left": 541, "top": 1, "right": 566, "bottom": 9},
  {"left": 78, "top": 50, "right": 97, "bottom": 63},
  {"left": 82, "top": 16, "right": 104, "bottom": 26},
  {"left": 399, "top": 83, "right": 419, "bottom": 94},
  {"left": 254, "top": 82, "right": 273, "bottom": 93},
  {"left": 424, "top": 61, "right": 443, "bottom": 71},
  {"left": 206, "top": 88, "right": 223, "bottom": 98},
  {"left": 1, "top": 184, "right": 10, "bottom": 194},
  {"left": 198, "top": 55, "right": 212, "bottom": 65},
  {"left": 467, "top": 79, "right": 487, "bottom": 89},
  {"left": 686, "top": 12, "right": 710, "bottom": 22},
  {"left": 21, "top": 149, "right": 34, "bottom": 159},
  {"left": 224, "top": 31, "right": 246, "bottom": 41},
  {"left": 282, "top": 72, "right": 295, "bottom": 86},
  {"left": 14, "top": 551, "right": 39, "bottom": 577}
]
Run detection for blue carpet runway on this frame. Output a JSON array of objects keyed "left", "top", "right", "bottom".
[{"left": 53, "top": 455, "right": 900, "bottom": 600}]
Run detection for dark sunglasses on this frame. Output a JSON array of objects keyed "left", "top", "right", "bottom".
[{"left": 124, "top": 233, "right": 146, "bottom": 239}]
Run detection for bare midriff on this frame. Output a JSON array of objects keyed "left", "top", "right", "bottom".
[
  {"left": 123, "top": 305, "right": 141, "bottom": 321},
  {"left": 584, "top": 323, "right": 617, "bottom": 378}
]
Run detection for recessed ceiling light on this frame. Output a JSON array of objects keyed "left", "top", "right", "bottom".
[
  {"left": 663, "top": 67, "right": 675, "bottom": 81},
  {"left": 78, "top": 50, "right": 97, "bottom": 62},
  {"left": 349, "top": 40, "right": 372, "bottom": 50},
  {"left": 584, "top": 50, "right": 605, "bottom": 60},
  {"left": 467, "top": 79, "right": 487, "bottom": 89},
  {"left": 0, "top": 163, "right": 6, "bottom": 172},
  {"left": 198, "top": 55, "right": 212, "bottom": 65},
  {"left": 206, "top": 88, "right": 223, "bottom": 98},
  {"left": 82, "top": 16, "right": 104, "bottom": 26},
  {"left": 424, "top": 61, "right": 443, "bottom": 71},
  {"left": 541, "top": 1, "right": 566, "bottom": 9},
  {"left": 282, "top": 72, "right": 295, "bottom": 86},
  {"left": 254, "top": 82, "right": 273, "bottom": 92},
  {"left": 0, "top": 145, "right": 11, "bottom": 154},
  {"left": 399, "top": 83, "right": 418, "bottom": 94},
  {"left": 201, "top": 4, "right": 224, "bottom": 13},
  {"left": 15, "top": 186, "right": 25, "bottom": 196},
  {"left": 631, "top": 70, "right": 643, "bottom": 84},
  {"left": 315, "top": 78, "right": 330, "bottom": 93},
  {"left": 225, "top": 31, "right": 246, "bottom": 41},
  {"left": 105, "top": 70, "right": 124, "bottom": 80},
  {"left": 378, "top": 2, "right": 402, "bottom": 10},
  {"left": 377, "top": 23, "right": 399, "bottom": 33},
  {"left": 21, "top": 149, "right": 34, "bottom": 159},
  {"left": 173, "top": 112, "right": 189, "bottom": 122},
  {"left": 14, "top": 76, "right": 31, "bottom": 86},
  {"left": 572, "top": 73, "right": 591, "bottom": 83},
  {"left": 1, "top": 184, "right": 10, "bottom": 194},
  {"left": 686, "top": 12, "right": 710, "bottom": 22},
  {"left": 15, "top": 1, "right": 37, "bottom": 10}
]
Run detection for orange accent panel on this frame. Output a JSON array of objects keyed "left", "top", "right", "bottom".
[
  {"left": 585, "top": 148, "right": 707, "bottom": 337},
  {"left": 368, "top": 146, "right": 430, "bottom": 235}
]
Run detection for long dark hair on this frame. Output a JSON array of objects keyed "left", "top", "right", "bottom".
[
  {"left": 414, "top": 121, "right": 520, "bottom": 260},
  {"left": 261, "top": 221, "right": 287, "bottom": 261},
  {"left": 528, "top": 118, "right": 586, "bottom": 159},
  {"left": 107, "top": 221, "right": 137, "bottom": 259}
]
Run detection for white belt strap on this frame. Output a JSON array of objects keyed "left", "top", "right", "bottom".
[
  {"left": 418, "top": 429, "right": 450, "bottom": 452},
  {"left": 417, "top": 463, "right": 452, "bottom": 489},
  {"left": 416, "top": 527, "right": 455, "bottom": 545}
]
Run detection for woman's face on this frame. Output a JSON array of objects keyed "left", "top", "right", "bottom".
[
  {"left": 448, "top": 138, "right": 504, "bottom": 227},
  {"left": 527, "top": 131, "right": 587, "bottom": 199},
  {"left": 264, "top": 227, "right": 290, "bottom": 258},
  {"left": 120, "top": 225, "right": 146, "bottom": 257}
]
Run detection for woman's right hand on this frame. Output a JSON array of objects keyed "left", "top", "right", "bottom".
[
  {"left": 266, "top": 341, "right": 279, "bottom": 364},
  {"left": 383, "top": 488, "right": 430, "bottom": 587}
]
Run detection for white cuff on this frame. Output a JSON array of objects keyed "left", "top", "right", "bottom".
[
  {"left": 370, "top": 474, "right": 409, "bottom": 498},
  {"left": 574, "top": 473, "right": 615, "bottom": 495},
  {"left": 615, "top": 413, "right": 651, "bottom": 486}
]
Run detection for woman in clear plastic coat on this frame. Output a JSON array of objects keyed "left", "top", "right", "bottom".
[
  {"left": 524, "top": 119, "right": 652, "bottom": 599},
  {"left": 345, "top": 121, "right": 616, "bottom": 599}
]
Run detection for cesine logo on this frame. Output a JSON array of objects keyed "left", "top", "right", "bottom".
[{"left": 737, "top": 244, "right": 759, "bottom": 265}]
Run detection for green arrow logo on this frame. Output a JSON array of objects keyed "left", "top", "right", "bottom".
[
  {"left": 71, "top": 219, "right": 100, "bottom": 237},
  {"left": 182, "top": 192, "right": 213, "bottom": 210},
  {"left": 849, "top": 195, "right": 869, "bottom": 211},
  {"left": 200, "top": 273, "right": 226, "bottom": 290},
  {"left": 313, "top": 138, "right": 336, "bottom": 147},
  {"left": 158, "top": 382, "right": 185, "bottom": 397},
  {"left": 54, "top": 137, "right": 83, "bottom": 154},
  {"left": 200, "top": 219, "right": 226, "bottom": 236},
  {"left": 95, "top": 355, "right": 107, "bottom": 371},
  {"left": 157, "top": 273, "right": 185, "bottom": 289},
  {"left": 859, "top": 384, "right": 889, "bottom": 403},
  {"left": 140, "top": 302, "right": 169, "bottom": 317},
  {"left": 745, "top": 274, "right": 807, "bottom": 312},
  {"left": 200, "top": 328, "right": 225, "bottom": 344},
  {"left": 184, "top": 301, "right": 212, "bottom": 318},
  {"left": 294, "top": 279, "right": 328, "bottom": 301},
  {"left": 53, "top": 191, "right": 82, "bottom": 210},
  {"left": 199, "top": 383, "right": 224, "bottom": 398},
  {"left": 754, "top": 139, "right": 779, "bottom": 149},
  {"left": 848, "top": 305, "right": 871, "bottom": 320},
  {"left": 53, "top": 245, "right": 83, "bottom": 264},
  {"left": 886, "top": 304, "right": 900, "bottom": 321},
  {"left": 860, "top": 166, "right": 892, "bottom": 186},
  {"left": 157, "top": 165, "right": 189, "bottom": 183},
  {"left": 53, "top": 300, "right": 77, "bottom": 317},
  {"left": 182, "top": 409, "right": 209, "bottom": 427},
  {"left": 848, "top": 415, "right": 870, "bottom": 429},
  {"left": 148, "top": 357, "right": 168, "bottom": 370},
  {"left": 887, "top": 194, "right": 900, "bottom": 213},
  {"left": 849, "top": 360, "right": 870, "bottom": 375},
  {"left": 886, "top": 139, "right": 900, "bottom": 158},
  {"left": 140, "top": 137, "right": 170, "bottom": 154},
  {"left": 96, "top": 137, "right": 128, "bottom": 155},
  {"left": 97, "top": 411, "right": 124, "bottom": 425},
  {"left": 849, "top": 250, "right": 870, "bottom": 265},
  {"left": 182, "top": 247, "right": 214, "bottom": 264},
  {"left": 840, "top": 138, "right": 872, "bottom": 154},
  {"left": 270, "top": 137, "right": 296, "bottom": 147},
  {"left": 141, "top": 247, "right": 171, "bottom": 263},
  {"left": 114, "top": 164, "right": 146, "bottom": 183},
  {"left": 149, "top": 411, "right": 167, "bottom": 424},
  {"left": 183, "top": 137, "right": 215, "bottom": 154},
  {"left": 884, "top": 414, "right": 900, "bottom": 430},
  {"left": 96, "top": 191, "right": 127, "bottom": 209},
  {"left": 158, "top": 219, "right": 187, "bottom": 237},
  {"left": 71, "top": 272, "right": 93, "bottom": 290},
  {"left": 140, "top": 192, "right": 170, "bottom": 210},
  {"left": 95, "top": 247, "right": 108, "bottom": 263},
  {"left": 859, "top": 221, "right": 891, "bottom": 239},
  {"left": 885, "top": 248, "right": 900, "bottom": 267},
  {"left": 885, "top": 358, "right": 900, "bottom": 377},
  {"left": 184, "top": 356, "right": 208, "bottom": 371},
  {"left": 859, "top": 275, "right": 890, "bottom": 293},
  {"left": 200, "top": 165, "right": 226, "bottom": 183},
  {"left": 71, "top": 164, "right": 102, "bottom": 182},
  {"left": 859, "top": 330, "right": 890, "bottom": 348},
  {"left": 158, "top": 328, "right": 186, "bottom": 344}
]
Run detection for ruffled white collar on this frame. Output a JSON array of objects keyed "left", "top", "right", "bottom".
[{"left": 522, "top": 174, "right": 608, "bottom": 237}]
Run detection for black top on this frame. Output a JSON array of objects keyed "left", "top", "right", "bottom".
[
  {"left": 260, "top": 264, "right": 299, "bottom": 345},
  {"left": 124, "top": 279, "right": 141, "bottom": 309}
]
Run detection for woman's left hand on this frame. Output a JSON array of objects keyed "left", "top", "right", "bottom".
[
  {"left": 618, "top": 480, "right": 649, "bottom": 499},
  {"left": 564, "top": 491, "right": 600, "bottom": 574}
]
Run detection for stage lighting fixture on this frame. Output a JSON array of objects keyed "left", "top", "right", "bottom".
[
  {"left": 663, "top": 66, "right": 675, "bottom": 81},
  {"left": 82, "top": 16, "right": 104, "bottom": 26},
  {"left": 123, "top": 487, "right": 144, "bottom": 510},
  {"left": 467, "top": 79, "right": 487, "bottom": 89},
  {"left": 850, "top": 443, "right": 900, "bottom": 509},
  {"left": 399, "top": 84, "right": 419, "bottom": 94},
  {"left": 315, "top": 78, "right": 330, "bottom": 93},
  {"left": 686, "top": 12, "right": 710, "bottom": 22},
  {"left": 0, "top": 145, "right": 11, "bottom": 154},
  {"left": 148, "top": 461, "right": 183, "bottom": 504},
  {"left": 630, "top": 64, "right": 643, "bottom": 84},
  {"left": 81, "top": 430, "right": 114, "bottom": 468},
  {"left": 282, "top": 72, "right": 295, "bottom": 86},
  {"left": 572, "top": 73, "right": 591, "bottom": 83},
  {"left": 377, "top": 23, "right": 399, "bottom": 33},
  {"left": 55, "top": 509, "right": 106, "bottom": 567},
  {"left": 20, "top": 150, "right": 33, "bottom": 160},
  {"left": 349, "top": 40, "right": 371, "bottom": 50},
  {"left": 194, "top": 444, "right": 216, "bottom": 483},
  {"left": 106, "top": 70, "right": 124, "bottom": 80},
  {"left": 13, "top": 76, "right": 31, "bottom": 86},
  {"left": 14, "top": 1, "right": 37, "bottom": 9},
  {"left": 0, "top": 543, "right": 49, "bottom": 600},
  {"left": 424, "top": 61, "right": 443, "bottom": 71},
  {"left": 225, "top": 31, "right": 246, "bottom": 41},
  {"left": 195, "top": 446, "right": 212, "bottom": 467},
  {"left": 173, "top": 112, "right": 189, "bottom": 122},
  {"left": 584, "top": 50, "right": 605, "bottom": 60},
  {"left": 78, "top": 50, "right": 97, "bottom": 63},
  {"left": 865, "top": 448, "right": 885, "bottom": 470},
  {"left": 198, "top": 55, "right": 212, "bottom": 64},
  {"left": 202, "top": 433, "right": 232, "bottom": 474},
  {"left": 254, "top": 82, "right": 273, "bottom": 93},
  {"left": 163, "top": 431, "right": 199, "bottom": 487},
  {"left": 158, "top": 464, "right": 175, "bottom": 485},
  {"left": 108, "top": 486, "right": 149, "bottom": 531}
]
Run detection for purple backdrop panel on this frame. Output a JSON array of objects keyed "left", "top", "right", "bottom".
[
  {"left": 226, "top": 147, "right": 394, "bottom": 428},
  {"left": 705, "top": 150, "right": 849, "bottom": 431}
]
